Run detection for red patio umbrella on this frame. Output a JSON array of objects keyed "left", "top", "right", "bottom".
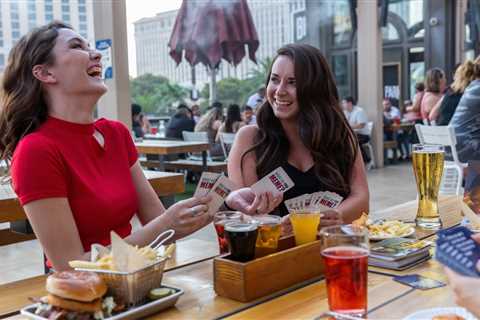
[{"left": 168, "top": 0, "right": 259, "bottom": 103}]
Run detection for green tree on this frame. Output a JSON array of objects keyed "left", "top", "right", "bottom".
[
  {"left": 130, "top": 73, "right": 188, "bottom": 115},
  {"left": 200, "top": 57, "right": 272, "bottom": 108}
]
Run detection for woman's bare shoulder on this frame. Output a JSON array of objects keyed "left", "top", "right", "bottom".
[{"left": 235, "top": 125, "right": 258, "bottom": 144}]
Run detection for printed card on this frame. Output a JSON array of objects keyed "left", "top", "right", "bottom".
[
  {"left": 194, "top": 172, "right": 221, "bottom": 197},
  {"left": 251, "top": 167, "right": 295, "bottom": 197},
  {"left": 393, "top": 274, "right": 446, "bottom": 290},
  {"left": 206, "top": 175, "right": 237, "bottom": 217}
]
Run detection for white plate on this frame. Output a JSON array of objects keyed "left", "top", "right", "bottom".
[
  {"left": 403, "top": 307, "right": 477, "bottom": 320},
  {"left": 341, "top": 224, "right": 415, "bottom": 241}
]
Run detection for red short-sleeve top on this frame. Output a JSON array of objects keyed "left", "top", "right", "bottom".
[{"left": 11, "top": 116, "right": 139, "bottom": 251}]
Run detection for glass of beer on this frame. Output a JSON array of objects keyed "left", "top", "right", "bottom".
[
  {"left": 320, "top": 225, "right": 369, "bottom": 317},
  {"left": 225, "top": 222, "right": 258, "bottom": 262},
  {"left": 252, "top": 215, "right": 282, "bottom": 257},
  {"left": 412, "top": 144, "right": 445, "bottom": 229},
  {"left": 289, "top": 211, "right": 321, "bottom": 245},
  {"left": 213, "top": 211, "right": 245, "bottom": 254}
]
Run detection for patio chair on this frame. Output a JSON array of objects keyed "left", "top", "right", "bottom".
[
  {"left": 415, "top": 124, "right": 467, "bottom": 195},
  {"left": 182, "top": 131, "right": 209, "bottom": 161},
  {"left": 219, "top": 132, "right": 236, "bottom": 159},
  {"left": 362, "top": 122, "right": 375, "bottom": 170}
]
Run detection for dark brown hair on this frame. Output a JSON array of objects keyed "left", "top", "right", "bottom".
[
  {"left": 424, "top": 68, "right": 445, "bottom": 93},
  {"left": 0, "top": 21, "right": 72, "bottom": 164},
  {"left": 241, "top": 44, "right": 358, "bottom": 196}
]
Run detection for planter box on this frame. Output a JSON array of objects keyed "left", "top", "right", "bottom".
[{"left": 213, "top": 236, "right": 324, "bottom": 302}]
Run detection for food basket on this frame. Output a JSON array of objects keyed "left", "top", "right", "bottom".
[
  {"left": 76, "top": 257, "right": 168, "bottom": 306},
  {"left": 75, "top": 230, "right": 175, "bottom": 306}
]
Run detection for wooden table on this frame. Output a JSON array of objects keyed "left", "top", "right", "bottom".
[
  {"left": 0, "top": 170, "right": 184, "bottom": 246},
  {"left": 2, "top": 196, "right": 469, "bottom": 320},
  {"left": 135, "top": 140, "right": 210, "bottom": 170}
]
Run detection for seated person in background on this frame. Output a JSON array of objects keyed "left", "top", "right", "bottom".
[
  {"left": 405, "top": 83, "right": 424, "bottom": 124},
  {"left": 444, "top": 233, "right": 480, "bottom": 318},
  {"left": 450, "top": 56, "right": 480, "bottom": 162},
  {"left": 224, "top": 44, "right": 369, "bottom": 228},
  {"left": 422, "top": 68, "right": 446, "bottom": 123},
  {"left": 216, "top": 104, "right": 244, "bottom": 141},
  {"left": 191, "top": 104, "right": 201, "bottom": 123},
  {"left": 246, "top": 86, "right": 265, "bottom": 111},
  {"left": 0, "top": 22, "right": 212, "bottom": 271},
  {"left": 430, "top": 60, "right": 476, "bottom": 125},
  {"left": 342, "top": 96, "right": 370, "bottom": 163},
  {"left": 131, "top": 103, "right": 145, "bottom": 138},
  {"left": 383, "top": 98, "right": 401, "bottom": 122},
  {"left": 195, "top": 103, "right": 224, "bottom": 158},
  {"left": 242, "top": 105, "right": 256, "bottom": 125},
  {"left": 165, "top": 104, "right": 195, "bottom": 140}
]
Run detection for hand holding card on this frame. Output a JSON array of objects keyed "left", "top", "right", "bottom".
[{"left": 251, "top": 167, "right": 294, "bottom": 197}]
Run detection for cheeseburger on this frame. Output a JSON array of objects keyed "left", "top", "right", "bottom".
[{"left": 34, "top": 271, "right": 119, "bottom": 319}]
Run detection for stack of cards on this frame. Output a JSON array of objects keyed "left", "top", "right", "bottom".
[
  {"left": 194, "top": 172, "right": 237, "bottom": 217},
  {"left": 436, "top": 226, "right": 480, "bottom": 277},
  {"left": 284, "top": 191, "right": 343, "bottom": 214},
  {"left": 250, "top": 167, "right": 295, "bottom": 197}
]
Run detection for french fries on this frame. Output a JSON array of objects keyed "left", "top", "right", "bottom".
[
  {"left": 69, "top": 243, "right": 174, "bottom": 271},
  {"left": 352, "top": 212, "right": 413, "bottom": 238}
]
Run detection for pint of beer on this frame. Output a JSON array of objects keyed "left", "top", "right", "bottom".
[{"left": 412, "top": 144, "right": 444, "bottom": 229}]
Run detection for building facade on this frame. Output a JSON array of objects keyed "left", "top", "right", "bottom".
[
  {"left": 299, "top": 0, "right": 478, "bottom": 108},
  {"left": 134, "top": 0, "right": 305, "bottom": 88},
  {"left": 0, "top": 0, "right": 95, "bottom": 72}
]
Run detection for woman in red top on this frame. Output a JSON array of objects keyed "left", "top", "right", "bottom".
[{"left": 0, "top": 22, "right": 211, "bottom": 271}]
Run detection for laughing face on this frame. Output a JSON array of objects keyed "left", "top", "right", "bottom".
[
  {"left": 266, "top": 55, "right": 299, "bottom": 121},
  {"left": 48, "top": 28, "right": 107, "bottom": 96}
]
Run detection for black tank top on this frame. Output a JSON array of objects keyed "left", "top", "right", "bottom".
[{"left": 274, "top": 163, "right": 347, "bottom": 217}]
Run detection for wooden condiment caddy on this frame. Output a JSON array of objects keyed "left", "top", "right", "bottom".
[{"left": 213, "top": 236, "right": 324, "bottom": 302}]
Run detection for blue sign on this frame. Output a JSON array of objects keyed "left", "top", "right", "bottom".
[{"left": 95, "top": 39, "right": 113, "bottom": 79}]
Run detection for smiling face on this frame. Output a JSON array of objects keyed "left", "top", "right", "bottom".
[
  {"left": 46, "top": 28, "right": 106, "bottom": 96},
  {"left": 266, "top": 55, "right": 299, "bottom": 121}
]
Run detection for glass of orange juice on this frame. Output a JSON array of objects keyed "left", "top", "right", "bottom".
[{"left": 289, "top": 211, "right": 321, "bottom": 245}]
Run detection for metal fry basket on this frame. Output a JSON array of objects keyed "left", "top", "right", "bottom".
[{"left": 77, "top": 257, "right": 167, "bottom": 306}]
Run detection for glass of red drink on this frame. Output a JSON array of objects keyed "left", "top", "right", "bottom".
[
  {"left": 213, "top": 211, "right": 245, "bottom": 254},
  {"left": 320, "top": 225, "right": 369, "bottom": 317}
]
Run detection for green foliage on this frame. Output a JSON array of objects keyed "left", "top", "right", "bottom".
[
  {"left": 130, "top": 73, "right": 189, "bottom": 115},
  {"left": 200, "top": 57, "right": 273, "bottom": 107}
]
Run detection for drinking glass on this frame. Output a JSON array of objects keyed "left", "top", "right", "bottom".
[
  {"left": 320, "top": 225, "right": 369, "bottom": 317},
  {"left": 252, "top": 215, "right": 282, "bottom": 257},
  {"left": 412, "top": 144, "right": 445, "bottom": 229},
  {"left": 225, "top": 222, "right": 258, "bottom": 262},
  {"left": 213, "top": 211, "right": 244, "bottom": 254},
  {"left": 289, "top": 211, "right": 321, "bottom": 245}
]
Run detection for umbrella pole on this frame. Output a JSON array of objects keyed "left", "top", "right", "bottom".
[{"left": 209, "top": 67, "right": 217, "bottom": 105}]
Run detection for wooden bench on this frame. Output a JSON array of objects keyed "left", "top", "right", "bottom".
[{"left": 0, "top": 170, "right": 184, "bottom": 246}]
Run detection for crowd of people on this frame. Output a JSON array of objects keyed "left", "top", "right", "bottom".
[{"left": 341, "top": 56, "right": 480, "bottom": 164}]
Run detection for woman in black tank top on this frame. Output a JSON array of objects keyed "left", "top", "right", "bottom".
[{"left": 225, "top": 44, "right": 369, "bottom": 227}]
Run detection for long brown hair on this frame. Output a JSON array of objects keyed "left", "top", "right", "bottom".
[
  {"left": 424, "top": 68, "right": 445, "bottom": 93},
  {"left": 0, "top": 21, "right": 72, "bottom": 163},
  {"left": 241, "top": 44, "right": 358, "bottom": 196}
]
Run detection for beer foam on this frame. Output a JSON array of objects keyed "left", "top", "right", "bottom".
[{"left": 225, "top": 223, "right": 258, "bottom": 232}]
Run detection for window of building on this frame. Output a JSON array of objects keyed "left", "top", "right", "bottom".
[
  {"left": 332, "top": 0, "right": 352, "bottom": 46},
  {"left": 0, "top": 54, "right": 4, "bottom": 67},
  {"left": 389, "top": 0, "right": 424, "bottom": 38},
  {"left": 45, "top": 5, "right": 53, "bottom": 12},
  {"left": 62, "top": 14, "right": 70, "bottom": 22},
  {"left": 45, "top": 13, "right": 54, "bottom": 21},
  {"left": 12, "top": 31, "right": 21, "bottom": 40},
  {"left": 11, "top": 22, "right": 20, "bottom": 29},
  {"left": 332, "top": 54, "right": 349, "bottom": 98},
  {"left": 79, "top": 14, "right": 87, "bottom": 22},
  {"left": 382, "top": 23, "right": 400, "bottom": 41}
]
